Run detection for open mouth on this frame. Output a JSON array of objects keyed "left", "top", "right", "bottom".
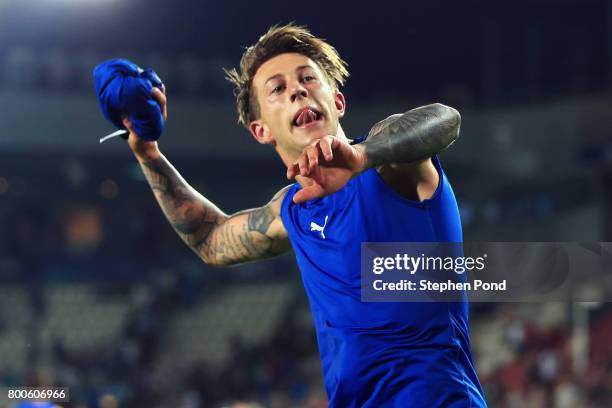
[{"left": 292, "top": 107, "right": 323, "bottom": 128}]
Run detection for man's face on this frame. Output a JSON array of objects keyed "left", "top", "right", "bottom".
[{"left": 249, "top": 53, "right": 345, "bottom": 159}]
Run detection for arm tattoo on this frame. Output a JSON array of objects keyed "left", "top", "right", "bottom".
[
  {"left": 139, "top": 154, "right": 287, "bottom": 265},
  {"left": 363, "top": 103, "right": 461, "bottom": 168},
  {"left": 140, "top": 155, "right": 224, "bottom": 251},
  {"left": 248, "top": 207, "right": 275, "bottom": 234},
  {"left": 221, "top": 188, "right": 288, "bottom": 263}
]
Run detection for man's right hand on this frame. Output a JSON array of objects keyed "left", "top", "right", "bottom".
[{"left": 122, "top": 86, "right": 167, "bottom": 160}]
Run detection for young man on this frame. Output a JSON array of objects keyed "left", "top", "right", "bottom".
[{"left": 122, "top": 25, "right": 486, "bottom": 407}]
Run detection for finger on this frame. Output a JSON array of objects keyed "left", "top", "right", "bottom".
[
  {"left": 329, "top": 135, "right": 340, "bottom": 151},
  {"left": 151, "top": 87, "right": 166, "bottom": 105},
  {"left": 298, "top": 152, "right": 309, "bottom": 176},
  {"left": 320, "top": 137, "right": 333, "bottom": 161},
  {"left": 151, "top": 87, "right": 168, "bottom": 120},
  {"left": 121, "top": 115, "right": 143, "bottom": 145},
  {"left": 295, "top": 175, "right": 314, "bottom": 186},
  {"left": 306, "top": 145, "right": 319, "bottom": 174},
  {"left": 121, "top": 115, "right": 135, "bottom": 134},
  {"left": 293, "top": 184, "right": 325, "bottom": 204},
  {"left": 287, "top": 162, "right": 299, "bottom": 180}
]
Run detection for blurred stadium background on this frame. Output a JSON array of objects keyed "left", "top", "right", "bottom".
[{"left": 1, "top": 0, "right": 612, "bottom": 407}]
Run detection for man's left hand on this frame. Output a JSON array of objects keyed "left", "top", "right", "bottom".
[{"left": 286, "top": 136, "right": 367, "bottom": 204}]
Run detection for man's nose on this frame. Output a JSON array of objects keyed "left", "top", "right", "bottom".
[{"left": 290, "top": 82, "right": 308, "bottom": 102}]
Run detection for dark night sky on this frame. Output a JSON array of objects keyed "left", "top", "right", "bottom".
[{"left": 0, "top": 0, "right": 609, "bottom": 104}]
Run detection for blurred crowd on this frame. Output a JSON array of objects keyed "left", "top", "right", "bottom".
[
  {"left": 475, "top": 303, "right": 612, "bottom": 408},
  {"left": 1, "top": 275, "right": 612, "bottom": 407},
  {"left": 0, "top": 270, "right": 328, "bottom": 408}
]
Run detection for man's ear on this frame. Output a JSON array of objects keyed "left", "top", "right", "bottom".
[
  {"left": 249, "top": 120, "right": 275, "bottom": 145},
  {"left": 334, "top": 91, "right": 346, "bottom": 118}
]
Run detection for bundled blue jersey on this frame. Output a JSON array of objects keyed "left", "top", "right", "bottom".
[{"left": 280, "top": 153, "right": 486, "bottom": 407}]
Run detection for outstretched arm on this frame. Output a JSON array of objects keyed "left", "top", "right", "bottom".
[
  {"left": 125, "top": 88, "right": 290, "bottom": 266},
  {"left": 136, "top": 152, "right": 290, "bottom": 265},
  {"left": 287, "top": 103, "right": 460, "bottom": 203}
]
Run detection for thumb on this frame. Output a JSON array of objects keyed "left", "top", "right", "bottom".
[
  {"left": 121, "top": 115, "right": 142, "bottom": 146},
  {"left": 121, "top": 115, "right": 135, "bottom": 134},
  {"left": 293, "top": 184, "right": 324, "bottom": 204}
]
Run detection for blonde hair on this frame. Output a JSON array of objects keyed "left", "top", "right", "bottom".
[{"left": 225, "top": 23, "right": 349, "bottom": 127}]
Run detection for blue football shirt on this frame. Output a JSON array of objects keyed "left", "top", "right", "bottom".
[{"left": 280, "top": 148, "right": 486, "bottom": 407}]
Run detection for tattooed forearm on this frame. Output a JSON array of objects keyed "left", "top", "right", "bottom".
[
  {"left": 137, "top": 154, "right": 289, "bottom": 265},
  {"left": 363, "top": 103, "right": 461, "bottom": 168},
  {"left": 139, "top": 154, "right": 226, "bottom": 254}
]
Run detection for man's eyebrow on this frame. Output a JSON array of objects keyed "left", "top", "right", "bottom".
[
  {"left": 295, "top": 65, "right": 314, "bottom": 72},
  {"left": 264, "top": 73, "right": 283, "bottom": 86},
  {"left": 264, "top": 65, "right": 316, "bottom": 85}
]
